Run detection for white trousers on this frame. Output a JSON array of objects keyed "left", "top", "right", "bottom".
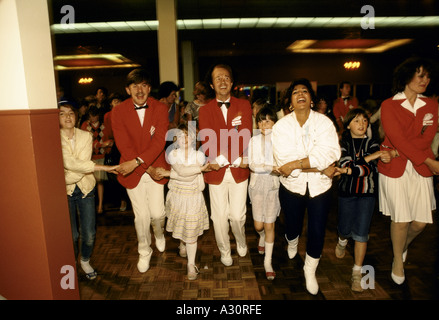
[
  {"left": 127, "top": 173, "right": 165, "bottom": 257},
  {"left": 208, "top": 169, "right": 248, "bottom": 257}
]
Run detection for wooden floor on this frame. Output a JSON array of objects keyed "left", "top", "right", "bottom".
[{"left": 77, "top": 183, "right": 439, "bottom": 301}]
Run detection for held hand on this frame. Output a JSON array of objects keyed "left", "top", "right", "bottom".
[
  {"left": 271, "top": 166, "right": 281, "bottom": 176},
  {"left": 147, "top": 167, "right": 164, "bottom": 180},
  {"left": 155, "top": 167, "right": 170, "bottom": 178},
  {"left": 334, "top": 167, "right": 344, "bottom": 177},
  {"left": 321, "top": 163, "right": 337, "bottom": 178},
  {"left": 425, "top": 158, "right": 439, "bottom": 175},
  {"left": 379, "top": 150, "right": 392, "bottom": 163},
  {"left": 107, "top": 165, "right": 119, "bottom": 174},
  {"left": 208, "top": 163, "right": 221, "bottom": 171},
  {"left": 116, "top": 159, "right": 137, "bottom": 176},
  {"left": 201, "top": 163, "right": 210, "bottom": 172},
  {"left": 278, "top": 163, "right": 294, "bottom": 177}
]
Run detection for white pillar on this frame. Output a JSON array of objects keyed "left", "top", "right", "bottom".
[
  {"left": 0, "top": 0, "right": 57, "bottom": 110},
  {"left": 156, "top": 0, "right": 179, "bottom": 85}
]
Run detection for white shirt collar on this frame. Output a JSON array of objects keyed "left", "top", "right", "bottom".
[{"left": 392, "top": 92, "right": 426, "bottom": 115}]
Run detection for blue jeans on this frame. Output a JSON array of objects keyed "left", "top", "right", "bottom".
[
  {"left": 68, "top": 186, "right": 96, "bottom": 261},
  {"left": 279, "top": 184, "right": 332, "bottom": 259},
  {"left": 337, "top": 196, "right": 375, "bottom": 242}
]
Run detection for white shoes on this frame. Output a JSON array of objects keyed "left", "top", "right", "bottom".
[
  {"left": 220, "top": 254, "right": 233, "bottom": 266},
  {"left": 237, "top": 244, "right": 248, "bottom": 257},
  {"left": 391, "top": 250, "right": 408, "bottom": 285},
  {"left": 303, "top": 253, "right": 320, "bottom": 295},
  {"left": 155, "top": 235, "right": 166, "bottom": 252},
  {"left": 137, "top": 254, "right": 151, "bottom": 273},
  {"left": 187, "top": 264, "right": 199, "bottom": 280}
]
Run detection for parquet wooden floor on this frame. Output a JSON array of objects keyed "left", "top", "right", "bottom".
[{"left": 77, "top": 183, "right": 439, "bottom": 301}]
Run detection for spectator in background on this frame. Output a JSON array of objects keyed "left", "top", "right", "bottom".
[
  {"left": 333, "top": 81, "right": 359, "bottom": 134},
  {"left": 159, "top": 81, "right": 180, "bottom": 129}
]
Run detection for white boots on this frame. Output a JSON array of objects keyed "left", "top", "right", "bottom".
[
  {"left": 303, "top": 253, "right": 320, "bottom": 295},
  {"left": 286, "top": 235, "right": 299, "bottom": 259},
  {"left": 285, "top": 235, "right": 320, "bottom": 295}
]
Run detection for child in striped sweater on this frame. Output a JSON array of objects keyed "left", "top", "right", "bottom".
[{"left": 334, "top": 108, "right": 390, "bottom": 292}]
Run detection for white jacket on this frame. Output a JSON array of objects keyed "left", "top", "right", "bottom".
[
  {"left": 272, "top": 110, "right": 341, "bottom": 197},
  {"left": 60, "top": 128, "right": 96, "bottom": 197}
]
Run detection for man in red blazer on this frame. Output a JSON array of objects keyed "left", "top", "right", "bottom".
[
  {"left": 333, "top": 81, "right": 359, "bottom": 132},
  {"left": 112, "top": 68, "right": 170, "bottom": 273},
  {"left": 198, "top": 64, "right": 252, "bottom": 266}
]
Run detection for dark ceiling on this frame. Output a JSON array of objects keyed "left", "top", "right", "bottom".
[
  {"left": 49, "top": 0, "right": 439, "bottom": 94},
  {"left": 50, "top": 0, "right": 439, "bottom": 57}
]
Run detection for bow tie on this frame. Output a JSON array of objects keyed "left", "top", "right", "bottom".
[
  {"left": 134, "top": 104, "right": 148, "bottom": 110},
  {"left": 342, "top": 97, "right": 349, "bottom": 101},
  {"left": 217, "top": 101, "right": 230, "bottom": 108}
]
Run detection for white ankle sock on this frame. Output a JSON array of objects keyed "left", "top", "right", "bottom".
[
  {"left": 338, "top": 238, "right": 348, "bottom": 247},
  {"left": 257, "top": 230, "right": 265, "bottom": 247},
  {"left": 80, "top": 259, "right": 94, "bottom": 274},
  {"left": 186, "top": 242, "right": 197, "bottom": 267},
  {"left": 264, "top": 242, "right": 274, "bottom": 273},
  {"left": 352, "top": 264, "right": 362, "bottom": 272}
]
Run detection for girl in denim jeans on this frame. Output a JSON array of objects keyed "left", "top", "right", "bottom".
[{"left": 59, "top": 103, "right": 118, "bottom": 280}]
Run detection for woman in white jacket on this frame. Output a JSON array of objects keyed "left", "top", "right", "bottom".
[
  {"left": 272, "top": 79, "right": 341, "bottom": 295},
  {"left": 59, "top": 103, "right": 118, "bottom": 280}
]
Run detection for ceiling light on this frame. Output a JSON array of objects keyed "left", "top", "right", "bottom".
[
  {"left": 287, "top": 39, "right": 412, "bottom": 53},
  {"left": 53, "top": 53, "right": 140, "bottom": 70},
  {"left": 51, "top": 16, "right": 439, "bottom": 34},
  {"left": 78, "top": 77, "right": 93, "bottom": 84},
  {"left": 344, "top": 61, "right": 360, "bottom": 70}
]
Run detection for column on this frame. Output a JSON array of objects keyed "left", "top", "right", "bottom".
[
  {"left": 156, "top": 0, "right": 179, "bottom": 85},
  {"left": 0, "top": 0, "right": 79, "bottom": 300},
  {"left": 181, "top": 40, "right": 195, "bottom": 102}
]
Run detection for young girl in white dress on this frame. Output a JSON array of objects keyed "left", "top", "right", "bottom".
[
  {"left": 248, "top": 106, "right": 280, "bottom": 280},
  {"left": 162, "top": 123, "right": 209, "bottom": 280}
]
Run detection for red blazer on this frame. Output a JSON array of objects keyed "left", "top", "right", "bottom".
[
  {"left": 333, "top": 96, "right": 359, "bottom": 121},
  {"left": 198, "top": 96, "right": 252, "bottom": 185},
  {"left": 111, "top": 96, "right": 170, "bottom": 188},
  {"left": 378, "top": 95, "right": 437, "bottom": 178}
]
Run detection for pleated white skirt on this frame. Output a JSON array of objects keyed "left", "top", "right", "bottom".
[{"left": 379, "top": 160, "right": 435, "bottom": 223}]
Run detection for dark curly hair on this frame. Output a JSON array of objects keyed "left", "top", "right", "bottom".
[
  {"left": 286, "top": 78, "right": 317, "bottom": 108},
  {"left": 392, "top": 57, "right": 434, "bottom": 94}
]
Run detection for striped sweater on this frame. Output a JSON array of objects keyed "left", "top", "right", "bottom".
[{"left": 338, "top": 135, "right": 380, "bottom": 197}]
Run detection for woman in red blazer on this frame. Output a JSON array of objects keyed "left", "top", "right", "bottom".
[{"left": 378, "top": 57, "right": 438, "bottom": 285}]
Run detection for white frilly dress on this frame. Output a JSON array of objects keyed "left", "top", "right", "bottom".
[{"left": 165, "top": 148, "right": 209, "bottom": 243}]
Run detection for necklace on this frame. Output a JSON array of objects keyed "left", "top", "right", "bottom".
[{"left": 352, "top": 136, "right": 365, "bottom": 159}]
